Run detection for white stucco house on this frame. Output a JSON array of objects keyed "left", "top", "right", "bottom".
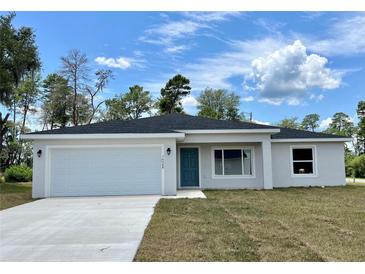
[{"left": 21, "top": 114, "right": 351, "bottom": 198}]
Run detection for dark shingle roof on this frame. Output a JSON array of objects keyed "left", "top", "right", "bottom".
[
  {"left": 27, "top": 113, "right": 278, "bottom": 135},
  {"left": 271, "top": 127, "right": 347, "bottom": 139},
  {"left": 26, "top": 113, "right": 349, "bottom": 140}
]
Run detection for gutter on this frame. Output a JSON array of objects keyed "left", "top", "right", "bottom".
[
  {"left": 271, "top": 138, "right": 353, "bottom": 143},
  {"left": 20, "top": 132, "right": 186, "bottom": 140}
]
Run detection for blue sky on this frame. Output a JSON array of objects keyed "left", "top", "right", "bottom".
[{"left": 2, "top": 11, "right": 365, "bottom": 129}]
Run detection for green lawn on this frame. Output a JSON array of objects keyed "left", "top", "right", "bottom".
[
  {"left": 0, "top": 182, "right": 34, "bottom": 210},
  {"left": 135, "top": 186, "right": 365, "bottom": 262}
]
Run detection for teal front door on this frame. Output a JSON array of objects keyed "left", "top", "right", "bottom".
[{"left": 180, "top": 148, "right": 199, "bottom": 187}]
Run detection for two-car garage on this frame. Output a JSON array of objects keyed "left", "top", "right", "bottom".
[{"left": 47, "top": 145, "right": 164, "bottom": 197}]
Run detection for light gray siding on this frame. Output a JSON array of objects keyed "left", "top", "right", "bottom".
[
  {"left": 272, "top": 142, "right": 346, "bottom": 187},
  {"left": 177, "top": 143, "right": 264, "bottom": 189}
]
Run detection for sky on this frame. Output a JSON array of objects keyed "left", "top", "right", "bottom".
[{"left": 1, "top": 11, "right": 364, "bottom": 130}]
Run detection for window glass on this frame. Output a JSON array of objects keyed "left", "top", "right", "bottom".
[
  {"left": 293, "top": 162, "right": 313, "bottom": 174},
  {"left": 292, "top": 148, "right": 313, "bottom": 161},
  {"left": 224, "top": 149, "right": 242, "bottom": 175},
  {"left": 243, "top": 149, "right": 252, "bottom": 175},
  {"left": 214, "top": 150, "right": 223, "bottom": 175}
]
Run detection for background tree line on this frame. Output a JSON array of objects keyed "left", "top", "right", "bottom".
[{"left": 1, "top": 13, "right": 364, "bottom": 178}]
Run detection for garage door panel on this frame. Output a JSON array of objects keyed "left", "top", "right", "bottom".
[{"left": 49, "top": 146, "right": 162, "bottom": 197}]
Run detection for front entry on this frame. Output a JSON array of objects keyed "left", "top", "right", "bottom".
[{"left": 180, "top": 147, "right": 200, "bottom": 187}]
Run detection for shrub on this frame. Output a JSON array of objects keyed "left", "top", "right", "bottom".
[
  {"left": 4, "top": 165, "right": 32, "bottom": 183},
  {"left": 348, "top": 154, "right": 365, "bottom": 178}
]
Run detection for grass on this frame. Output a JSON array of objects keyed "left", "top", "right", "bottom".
[
  {"left": 135, "top": 186, "right": 365, "bottom": 262},
  {"left": 0, "top": 181, "right": 34, "bottom": 210}
]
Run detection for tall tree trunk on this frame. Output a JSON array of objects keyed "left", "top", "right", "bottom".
[
  {"left": 21, "top": 96, "right": 29, "bottom": 134},
  {"left": 72, "top": 71, "right": 78, "bottom": 126},
  {"left": 0, "top": 112, "right": 10, "bottom": 171},
  {"left": 13, "top": 100, "right": 16, "bottom": 136},
  {"left": 0, "top": 112, "right": 10, "bottom": 172}
]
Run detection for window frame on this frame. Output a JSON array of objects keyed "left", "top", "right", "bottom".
[
  {"left": 290, "top": 145, "right": 318, "bottom": 178},
  {"left": 211, "top": 146, "right": 255, "bottom": 179}
]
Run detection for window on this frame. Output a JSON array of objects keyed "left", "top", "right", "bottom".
[
  {"left": 213, "top": 148, "right": 253, "bottom": 177},
  {"left": 291, "top": 147, "right": 316, "bottom": 176}
]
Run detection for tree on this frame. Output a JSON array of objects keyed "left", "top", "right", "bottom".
[
  {"left": 197, "top": 88, "right": 242, "bottom": 120},
  {"left": 157, "top": 74, "right": 191, "bottom": 114},
  {"left": 325, "top": 112, "right": 356, "bottom": 152},
  {"left": 276, "top": 117, "right": 300, "bottom": 129},
  {"left": 86, "top": 69, "right": 113, "bottom": 124},
  {"left": 104, "top": 85, "right": 153, "bottom": 121},
  {"left": 0, "top": 13, "right": 16, "bottom": 107},
  {"left": 16, "top": 72, "right": 41, "bottom": 133},
  {"left": 0, "top": 121, "right": 32, "bottom": 170},
  {"left": 60, "top": 49, "right": 89, "bottom": 126},
  {"left": 357, "top": 101, "right": 365, "bottom": 154},
  {"left": 104, "top": 97, "right": 128, "bottom": 121},
  {"left": 75, "top": 94, "right": 92, "bottom": 125},
  {"left": 325, "top": 112, "right": 355, "bottom": 137},
  {"left": 301, "top": 113, "right": 320, "bottom": 132},
  {"left": 348, "top": 154, "right": 365, "bottom": 179},
  {"left": 122, "top": 85, "right": 153, "bottom": 119},
  {"left": 0, "top": 12, "right": 40, "bottom": 171},
  {"left": 41, "top": 73, "right": 73, "bottom": 130}
]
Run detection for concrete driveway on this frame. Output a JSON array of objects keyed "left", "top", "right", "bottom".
[{"left": 0, "top": 196, "right": 160, "bottom": 261}]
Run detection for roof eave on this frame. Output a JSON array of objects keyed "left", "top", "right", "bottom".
[
  {"left": 271, "top": 138, "right": 352, "bottom": 143},
  {"left": 176, "top": 129, "right": 280, "bottom": 134},
  {"left": 20, "top": 132, "right": 186, "bottom": 140}
]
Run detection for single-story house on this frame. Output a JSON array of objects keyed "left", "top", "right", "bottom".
[{"left": 21, "top": 113, "right": 351, "bottom": 198}]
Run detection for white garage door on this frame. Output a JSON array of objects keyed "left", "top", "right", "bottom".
[{"left": 49, "top": 146, "right": 163, "bottom": 197}]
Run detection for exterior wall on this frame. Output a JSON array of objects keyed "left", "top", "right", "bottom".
[
  {"left": 32, "top": 138, "right": 177, "bottom": 198},
  {"left": 177, "top": 142, "right": 264, "bottom": 189},
  {"left": 272, "top": 142, "right": 346, "bottom": 187}
]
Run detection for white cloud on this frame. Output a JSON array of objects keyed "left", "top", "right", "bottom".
[
  {"left": 258, "top": 98, "right": 283, "bottom": 106},
  {"left": 242, "top": 96, "right": 255, "bottom": 102},
  {"left": 306, "top": 14, "right": 365, "bottom": 56},
  {"left": 181, "top": 95, "right": 199, "bottom": 114},
  {"left": 182, "top": 95, "right": 199, "bottom": 108},
  {"left": 165, "top": 45, "right": 189, "bottom": 54},
  {"left": 310, "top": 93, "right": 325, "bottom": 102},
  {"left": 248, "top": 40, "right": 341, "bottom": 105},
  {"left": 253, "top": 119, "right": 271, "bottom": 126},
  {"left": 287, "top": 97, "right": 301, "bottom": 106},
  {"left": 95, "top": 57, "right": 131, "bottom": 69},
  {"left": 95, "top": 56, "right": 145, "bottom": 70},
  {"left": 183, "top": 12, "right": 240, "bottom": 22},
  {"left": 319, "top": 117, "right": 332, "bottom": 130},
  {"left": 181, "top": 37, "right": 285, "bottom": 91},
  {"left": 145, "top": 20, "right": 202, "bottom": 42},
  {"left": 254, "top": 18, "right": 286, "bottom": 34},
  {"left": 140, "top": 12, "right": 239, "bottom": 54}
]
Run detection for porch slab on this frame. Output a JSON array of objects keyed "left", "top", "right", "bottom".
[{"left": 164, "top": 190, "right": 207, "bottom": 199}]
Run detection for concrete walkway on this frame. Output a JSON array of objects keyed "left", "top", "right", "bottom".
[
  {"left": 164, "top": 189, "right": 207, "bottom": 199},
  {"left": 0, "top": 196, "right": 160, "bottom": 262},
  {"left": 346, "top": 178, "right": 365, "bottom": 184}
]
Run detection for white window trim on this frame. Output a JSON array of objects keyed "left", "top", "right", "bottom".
[
  {"left": 290, "top": 145, "right": 318, "bottom": 178},
  {"left": 211, "top": 146, "right": 256, "bottom": 179}
]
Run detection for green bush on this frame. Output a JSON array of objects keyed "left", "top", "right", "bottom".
[
  {"left": 348, "top": 154, "right": 365, "bottom": 178},
  {"left": 4, "top": 165, "right": 32, "bottom": 183}
]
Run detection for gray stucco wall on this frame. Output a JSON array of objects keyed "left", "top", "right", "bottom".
[
  {"left": 177, "top": 142, "right": 264, "bottom": 189},
  {"left": 271, "top": 142, "right": 346, "bottom": 187},
  {"left": 32, "top": 138, "right": 177, "bottom": 198}
]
